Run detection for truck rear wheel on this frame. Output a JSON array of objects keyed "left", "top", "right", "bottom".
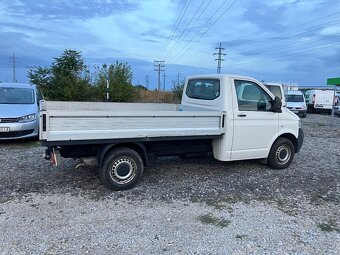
[
  {"left": 100, "top": 147, "right": 144, "bottom": 190},
  {"left": 267, "top": 138, "right": 294, "bottom": 169}
]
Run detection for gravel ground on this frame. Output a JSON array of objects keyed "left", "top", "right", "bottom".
[{"left": 0, "top": 114, "right": 339, "bottom": 254}]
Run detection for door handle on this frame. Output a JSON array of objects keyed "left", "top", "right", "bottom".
[{"left": 237, "top": 114, "right": 247, "bottom": 117}]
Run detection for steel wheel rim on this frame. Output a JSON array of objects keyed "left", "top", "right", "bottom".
[
  {"left": 110, "top": 157, "right": 136, "bottom": 184},
  {"left": 276, "top": 145, "right": 291, "bottom": 165}
]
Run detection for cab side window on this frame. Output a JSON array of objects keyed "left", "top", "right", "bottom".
[{"left": 234, "top": 80, "right": 272, "bottom": 111}]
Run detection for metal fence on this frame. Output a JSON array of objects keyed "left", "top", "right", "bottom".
[{"left": 301, "top": 109, "right": 340, "bottom": 127}]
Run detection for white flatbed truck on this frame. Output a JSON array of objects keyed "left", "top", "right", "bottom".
[{"left": 40, "top": 74, "right": 304, "bottom": 190}]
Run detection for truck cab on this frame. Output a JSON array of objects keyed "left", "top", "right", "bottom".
[{"left": 181, "top": 75, "right": 302, "bottom": 162}]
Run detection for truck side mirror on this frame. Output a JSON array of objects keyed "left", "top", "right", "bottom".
[{"left": 271, "top": 96, "right": 282, "bottom": 113}]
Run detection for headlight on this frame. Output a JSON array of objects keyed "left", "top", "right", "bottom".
[{"left": 19, "top": 113, "right": 36, "bottom": 123}]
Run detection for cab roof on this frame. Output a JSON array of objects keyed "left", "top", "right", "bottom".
[
  {"left": 186, "top": 74, "right": 261, "bottom": 82},
  {"left": 0, "top": 83, "right": 36, "bottom": 89}
]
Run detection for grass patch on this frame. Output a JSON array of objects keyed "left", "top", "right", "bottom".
[
  {"left": 318, "top": 223, "right": 340, "bottom": 233},
  {"left": 205, "top": 199, "right": 225, "bottom": 210},
  {"left": 18, "top": 141, "right": 39, "bottom": 148},
  {"left": 310, "top": 190, "right": 340, "bottom": 205},
  {"left": 189, "top": 196, "right": 199, "bottom": 203},
  {"left": 197, "top": 214, "right": 230, "bottom": 228}
]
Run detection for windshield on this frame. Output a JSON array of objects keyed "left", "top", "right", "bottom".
[
  {"left": 286, "top": 94, "right": 304, "bottom": 102},
  {"left": 0, "top": 87, "right": 35, "bottom": 104}
]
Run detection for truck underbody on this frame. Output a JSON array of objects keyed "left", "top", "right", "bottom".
[{"left": 44, "top": 138, "right": 215, "bottom": 166}]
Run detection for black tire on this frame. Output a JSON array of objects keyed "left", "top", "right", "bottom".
[
  {"left": 100, "top": 147, "right": 144, "bottom": 191},
  {"left": 267, "top": 138, "right": 294, "bottom": 169}
]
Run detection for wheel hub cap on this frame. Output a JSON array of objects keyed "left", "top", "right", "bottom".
[
  {"left": 276, "top": 145, "right": 291, "bottom": 165},
  {"left": 110, "top": 158, "right": 136, "bottom": 184}
]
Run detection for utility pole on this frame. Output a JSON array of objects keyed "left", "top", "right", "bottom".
[
  {"left": 106, "top": 79, "right": 109, "bottom": 101},
  {"left": 154, "top": 60, "right": 165, "bottom": 100},
  {"left": 214, "top": 42, "right": 226, "bottom": 74},
  {"left": 154, "top": 60, "right": 165, "bottom": 91},
  {"left": 10, "top": 52, "right": 16, "bottom": 83},
  {"left": 145, "top": 75, "right": 150, "bottom": 89},
  {"left": 177, "top": 73, "right": 181, "bottom": 86},
  {"left": 162, "top": 72, "right": 167, "bottom": 91}
]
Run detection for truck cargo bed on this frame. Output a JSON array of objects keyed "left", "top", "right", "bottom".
[{"left": 40, "top": 101, "right": 225, "bottom": 144}]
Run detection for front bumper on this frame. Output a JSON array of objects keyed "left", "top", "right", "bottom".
[
  {"left": 296, "top": 128, "right": 304, "bottom": 153},
  {"left": 0, "top": 120, "right": 38, "bottom": 140}
]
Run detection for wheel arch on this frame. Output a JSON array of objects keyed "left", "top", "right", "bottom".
[
  {"left": 97, "top": 142, "right": 148, "bottom": 166},
  {"left": 274, "top": 133, "right": 298, "bottom": 153}
]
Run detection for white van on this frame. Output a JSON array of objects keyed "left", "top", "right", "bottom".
[
  {"left": 305, "top": 90, "right": 334, "bottom": 114},
  {"left": 285, "top": 90, "right": 307, "bottom": 118}
]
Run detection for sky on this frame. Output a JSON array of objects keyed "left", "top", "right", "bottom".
[{"left": 0, "top": 0, "right": 339, "bottom": 90}]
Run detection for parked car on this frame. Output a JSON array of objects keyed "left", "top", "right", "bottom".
[
  {"left": 264, "top": 83, "right": 286, "bottom": 106},
  {"left": 285, "top": 90, "right": 307, "bottom": 118},
  {"left": 334, "top": 105, "right": 340, "bottom": 116},
  {"left": 0, "top": 83, "right": 43, "bottom": 140}
]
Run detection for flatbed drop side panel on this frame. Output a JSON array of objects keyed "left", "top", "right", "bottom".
[{"left": 40, "top": 101, "right": 225, "bottom": 143}]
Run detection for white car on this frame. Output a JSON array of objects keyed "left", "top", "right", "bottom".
[{"left": 334, "top": 105, "right": 340, "bottom": 116}]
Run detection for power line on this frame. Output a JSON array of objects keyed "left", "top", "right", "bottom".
[
  {"left": 214, "top": 42, "right": 226, "bottom": 74},
  {"left": 243, "top": 33, "right": 340, "bottom": 58},
  {"left": 193, "top": 11, "right": 340, "bottom": 69},
  {"left": 167, "top": 0, "right": 232, "bottom": 62},
  {"left": 237, "top": 18, "right": 340, "bottom": 53},
  {"left": 231, "top": 12, "right": 340, "bottom": 52},
  {"left": 171, "top": 0, "right": 239, "bottom": 63},
  {"left": 197, "top": 32, "right": 340, "bottom": 69},
  {"left": 230, "top": 41, "right": 340, "bottom": 68},
  {"left": 159, "top": 0, "right": 192, "bottom": 59},
  {"left": 164, "top": 0, "right": 213, "bottom": 60}
]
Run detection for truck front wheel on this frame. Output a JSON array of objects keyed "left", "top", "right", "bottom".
[
  {"left": 100, "top": 147, "right": 144, "bottom": 190},
  {"left": 267, "top": 138, "right": 294, "bottom": 169}
]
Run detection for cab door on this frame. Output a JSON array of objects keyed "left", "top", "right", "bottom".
[{"left": 231, "top": 79, "right": 279, "bottom": 160}]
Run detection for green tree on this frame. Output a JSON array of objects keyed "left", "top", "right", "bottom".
[
  {"left": 27, "top": 66, "right": 53, "bottom": 97},
  {"left": 94, "top": 62, "right": 135, "bottom": 102},
  {"left": 28, "top": 49, "right": 91, "bottom": 101},
  {"left": 171, "top": 80, "right": 185, "bottom": 103}
]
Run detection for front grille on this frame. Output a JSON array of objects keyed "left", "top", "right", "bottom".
[
  {"left": 0, "top": 129, "right": 34, "bottom": 138},
  {"left": 0, "top": 118, "right": 19, "bottom": 123}
]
